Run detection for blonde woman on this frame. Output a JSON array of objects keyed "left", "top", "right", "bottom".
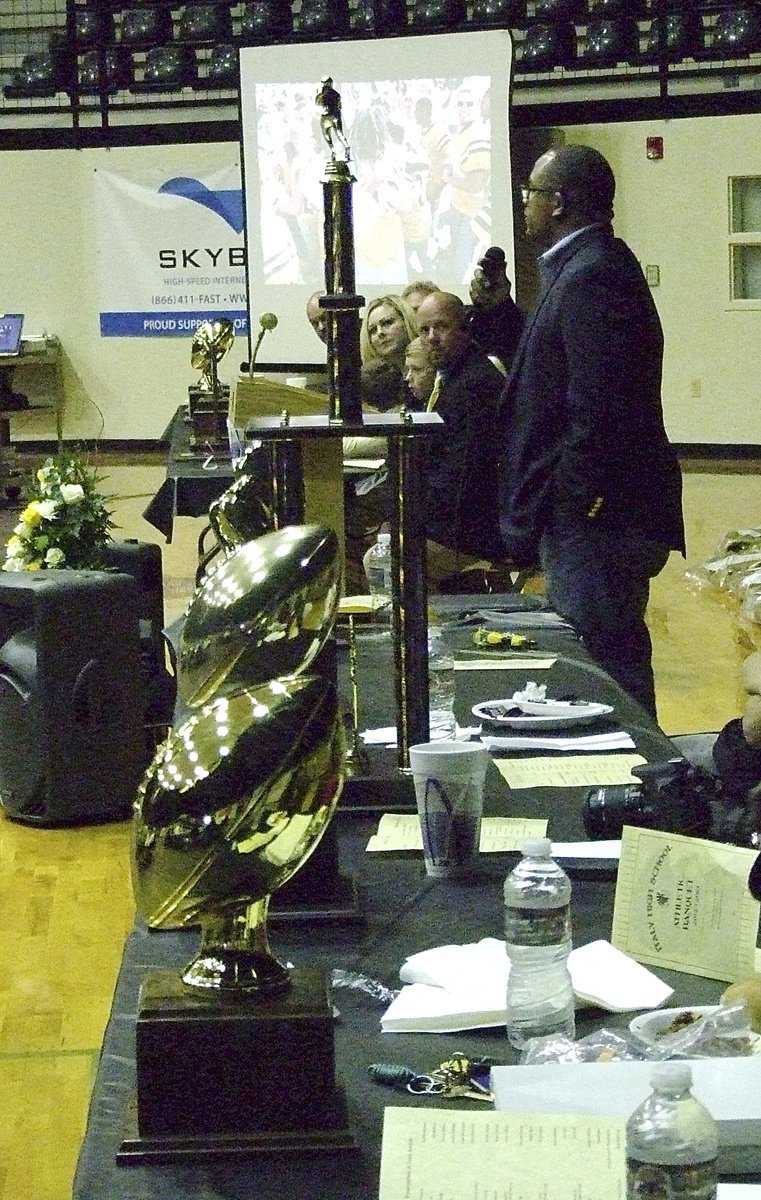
[{"left": 359, "top": 295, "right": 418, "bottom": 369}]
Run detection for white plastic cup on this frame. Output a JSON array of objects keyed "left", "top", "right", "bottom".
[{"left": 408, "top": 742, "right": 490, "bottom": 878}]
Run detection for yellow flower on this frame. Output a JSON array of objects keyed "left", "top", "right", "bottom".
[
  {"left": 21, "top": 502, "right": 43, "bottom": 527},
  {"left": 27, "top": 560, "right": 42, "bottom": 570}
]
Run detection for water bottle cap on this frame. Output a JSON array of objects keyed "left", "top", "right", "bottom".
[
  {"left": 650, "top": 1062, "right": 692, "bottom": 1092},
  {"left": 522, "top": 837, "right": 552, "bottom": 858}
]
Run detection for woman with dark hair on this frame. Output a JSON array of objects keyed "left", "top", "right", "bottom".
[{"left": 713, "top": 651, "right": 761, "bottom": 851}]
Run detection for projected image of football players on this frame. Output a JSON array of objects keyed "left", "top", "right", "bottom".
[{"left": 253, "top": 75, "right": 492, "bottom": 289}]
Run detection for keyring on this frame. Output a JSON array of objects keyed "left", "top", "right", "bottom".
[{"left": 406, "top": 1074, "right": 444, "bottom": 1095}]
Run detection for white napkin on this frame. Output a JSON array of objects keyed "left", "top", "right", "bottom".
[
  {"left": 360, "top": 726, "right": 481, "bottom": 748},
  {"left": 552, "top": 840, "right": 622, "bottom": 860},
  {"left": 381, "top": 937, "right": 673, "bottom": 1033},
  {"left": 482, "top": 732, "right": 636, "bottom": 752}
]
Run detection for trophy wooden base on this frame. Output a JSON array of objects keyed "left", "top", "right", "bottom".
[
  {"left": 188, "top": 384, "right": 230, "bottom": 445},
  {"left": 118, "top": 966, "right": 357, "bottom": 1163},
  {"left": 271, "top": 820, "right": 360, "bottom": 923},
  {"left": 272, "top": 869, "right": 360, "bottom": 924}
]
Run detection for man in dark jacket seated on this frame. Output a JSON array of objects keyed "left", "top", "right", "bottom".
[{"left": 415, "top": 290, "right": 505, "bottom": 587}]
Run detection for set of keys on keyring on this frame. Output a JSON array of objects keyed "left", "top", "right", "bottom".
[{"left": 369, "top": 1053, "right": 494, "bottom": 1102}]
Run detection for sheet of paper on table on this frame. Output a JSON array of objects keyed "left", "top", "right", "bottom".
[
  {"left": 360, "top": 726, "right": 399, "bottom": 746},
  {"left": 553, "top": 840, "right": 621, "bottom": 859},
  {"left": 343, "top": 458, "right": 385, "bottom": 470},
  {"left": 490, "top": 1057, "right": 761, "bottom": 1151},
  {"left": 378, "top": 1107, "right": 626, "bottom": 1200},
  {"left": 366, "top": 813, "right": 547, "bottom": 852},
  {"left": 338, "top": 594, "right": 388, "bottom": 614},
  {"left": 360, "top": 726, "right": 481, "bottom": 748},
  {"left": 612, "top": 826, "right": 761, "bottom": 982},
  {"left": 453, "top": 656, "right": 556, "bottom": 670},
  {"left": 493, "top": 753, "right": 647, "bottom": 789}
]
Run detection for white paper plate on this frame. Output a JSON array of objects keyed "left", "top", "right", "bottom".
[
  {"left": 472, "top": 698, "right": 614, "bottom": 731},
  {"left": 629, "top": 1005, "right": 719, "bottom": 1047}
]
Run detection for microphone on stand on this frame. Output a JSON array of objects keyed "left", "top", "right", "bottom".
[{"left": 247, "top": 312, "right": 279, "bottom": 377}]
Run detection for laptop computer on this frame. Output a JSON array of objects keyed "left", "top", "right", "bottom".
[{"left": 0, "top": 314, "right": 24, "bottom": 357}]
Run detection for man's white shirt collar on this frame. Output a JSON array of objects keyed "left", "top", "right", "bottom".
[{"left": 540, "top": 222, "right": 603, "bottom": 265}]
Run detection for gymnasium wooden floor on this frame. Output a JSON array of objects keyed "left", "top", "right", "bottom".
[{"left": 0, "top": 455, "right": 759, "bottom": 1199}]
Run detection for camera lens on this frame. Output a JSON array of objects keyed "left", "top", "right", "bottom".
[
  {"left": 583, "top": 784, "right": 647, "bottom": 840},
  {"left": 584, "top": 762, "right": 716, "bottom": 841}
]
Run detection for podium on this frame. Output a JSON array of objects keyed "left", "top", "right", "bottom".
[{"left": 244, "top": 408, "right": 443, "bottom": 770}]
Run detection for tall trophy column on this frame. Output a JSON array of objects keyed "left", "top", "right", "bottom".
[
  {"left": 316, "top": 76, "right": 363, "bottom": 425},
  {"left": 242, "top": 78, "right": 443, "bottom": 770}
]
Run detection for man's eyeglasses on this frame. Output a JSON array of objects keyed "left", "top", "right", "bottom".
[{"left": 519, "top": 184, "right": 557, "bottom": 203}]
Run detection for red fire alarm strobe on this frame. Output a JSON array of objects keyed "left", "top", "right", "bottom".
[{"left": 646, "top": 137, "right": 664, "bottom": 161}]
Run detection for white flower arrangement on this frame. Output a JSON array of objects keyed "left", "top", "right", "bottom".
[{"left": 3, "top": 455, "right": 115, "bottom": 572}]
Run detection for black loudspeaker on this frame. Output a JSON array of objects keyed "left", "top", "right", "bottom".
[
  {"left": 0, "top": 570, "right": 147, "bottom": 826},
  {"left": 99, "top": 539, "right": 177, "bottom": 733}
]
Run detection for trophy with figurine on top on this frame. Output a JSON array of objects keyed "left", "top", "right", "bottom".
[{"left": 187, "top": 317, "right": 235, "bottom": 447}]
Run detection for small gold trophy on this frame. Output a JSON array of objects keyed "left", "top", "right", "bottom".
[{"left": 187, "top": 317, "right": 235, "bottom": 446}]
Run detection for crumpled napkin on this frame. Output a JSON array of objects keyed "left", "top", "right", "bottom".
[{"left": 380, "top": 938, "right": 673, "bottom": 1033}]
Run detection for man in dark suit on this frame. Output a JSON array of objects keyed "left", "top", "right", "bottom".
[
  {"left": 416, "top": 290, "right": 504, "bottom": 584},
  {"left": 498, "top": 145, "right": 685, "bottom": 718}
]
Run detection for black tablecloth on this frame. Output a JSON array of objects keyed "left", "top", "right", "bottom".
[
  {"left": 74, "top": 599, "right": 740, "bottom": 1198},
  {"left": 75, "top": 812, "right": 733, "bottom": 1200},
  {"left": 341, "top": 597, "right": 678, "bottom": 828},
  {"left": 142, "top": 408, "right": 234, "bottom": 541},
  {"left": 141, "top": 407, "right": 385, "bottom": 543}
]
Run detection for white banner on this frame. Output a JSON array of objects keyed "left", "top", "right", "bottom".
[{"left": 95, "top": 164, "right": 248, "bottom": 337}]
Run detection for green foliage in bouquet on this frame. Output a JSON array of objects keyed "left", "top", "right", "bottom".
[{"left": 3, "top": 455, "right": 116, "bottom": 572}]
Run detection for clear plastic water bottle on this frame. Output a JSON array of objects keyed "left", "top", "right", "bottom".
[
  {"left": 504, "top": 837, "right": 575, "bottom": 1048},
  {"left": 427, "top": 626, "right": 456, "bottom": 740},
  {"left": 626, "top": 1063, "right": 718, "bottom": 1200},
  {"left": 362, "top": 532, "right": 392, "bottom": 636}
]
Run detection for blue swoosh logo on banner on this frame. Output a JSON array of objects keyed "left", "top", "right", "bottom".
[{"left": 158, "top": 177, "right": 244, "bottom": 233}]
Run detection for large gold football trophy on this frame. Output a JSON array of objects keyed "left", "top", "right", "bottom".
[
  {"left": 134, "top": 525, "right": 344, "bottom": 988},
  {"left": 123, "top": 73, "right": 439, "bottom": 1160},
  {"left": 122, "top": 527, "right": 355, "bottom": 1157}
]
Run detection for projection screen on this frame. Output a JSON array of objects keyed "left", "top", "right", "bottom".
[{"left": 239, "top": 29, "right": 514, "bottom": 365}]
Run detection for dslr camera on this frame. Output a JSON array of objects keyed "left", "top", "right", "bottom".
[{"left": 583, "top": 759, "right": 718, "bottom": 841}]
